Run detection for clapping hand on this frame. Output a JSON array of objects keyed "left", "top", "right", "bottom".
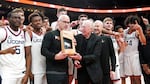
[{"left": 141, "top": 16, "right": 149, "bottom": 25}]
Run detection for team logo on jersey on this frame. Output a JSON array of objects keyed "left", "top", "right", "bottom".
[
  {"left": 32, "top": 36, "right": 43, "bottom": 43},
  {"left": 125, "top": 36, "right": 136, "bottom": 40},
  {"left": 8, "top": 36, "right": 12, "bottom": 39},
  {"left": 33, "top": 38, "right": 43, "bottom": 43},
  {"left": 21, "top": 34, "right": 25, "bottom": 39},
  {"left": 7, "top": 36, "right": 25, "bottom": 44}
]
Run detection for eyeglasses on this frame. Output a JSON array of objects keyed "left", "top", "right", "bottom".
[{"left": 60, "top": 20, "right": 70, "bottom": 24}]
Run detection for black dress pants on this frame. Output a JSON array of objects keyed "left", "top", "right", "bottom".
[{"left": 46, "top": 73, "right": 68, "bottom": 84}]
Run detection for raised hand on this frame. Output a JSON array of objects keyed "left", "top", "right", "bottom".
[
  {"left": 141, "top": 16, "right": 149, "bottom": 25},
  {"left": 70, "top": 20, "right": 79, "bottom": 27},
  {"left": 133, "top": 20, "right": 142, "bottom": 31}
]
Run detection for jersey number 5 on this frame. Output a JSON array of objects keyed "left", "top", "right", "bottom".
[{"left": 15, "top": 46, "right": 20, "bottom": 54}]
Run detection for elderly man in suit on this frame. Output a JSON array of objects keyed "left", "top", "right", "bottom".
[{"left": 71, "top": 19, "right": 103, "bottom": 84}]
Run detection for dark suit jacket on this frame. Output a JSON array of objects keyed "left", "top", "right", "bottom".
[
  {"left": 99, "top": 35, "right": 116, "bottom": 74},
  {"left": 75, "top": 33, "right": 103, "bottom": 83},
  {"left": 41, "top": 29, "right": 68, "bottom": 73}
]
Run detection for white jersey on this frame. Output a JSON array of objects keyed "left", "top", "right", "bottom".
[
  {"left": 124, "top": 29, "right": 139, "bottom": 56},
  {"left": 30, "top": 32, "right": 46, "bottom": 74},
  {"left": 0, "top": 26, "right": 31, "bottom": 79},
  {"left": 123, "top": 28, "right": 142, "bottom": 76}
]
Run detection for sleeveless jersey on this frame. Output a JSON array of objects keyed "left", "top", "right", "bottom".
[
  {"left": 0, "top": 26, "right": 26, "bottom": 79},
  {"left": 123, "top": 28, "right": 142, "bottom": 75},
  {"left": 124, "top": 28, "right": 139, "bottom": 56},
  {"left": 31, "top": 32, "right": 46, "bottom": 74}
]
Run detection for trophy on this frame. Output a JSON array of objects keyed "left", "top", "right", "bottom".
[{"left": 60, "top": 30, "right": 76, "bottom": 55}]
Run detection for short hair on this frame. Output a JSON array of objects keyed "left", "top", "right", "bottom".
[
  {"left": 43, "top": 16, "right": 49, "bottom": 20},
  {"left": 12, "top": 8, "right": 24, "bottom": 13},
  {"left": 33, "top": 10, "right": 44, "bottom": 20},
  {"left": 82, "top": 19, "right": 94, "bottom": 29},
  {"left": 94, "top": 20, "right": 103, "bottom": 25},
  {"left": 57, "top": 15, "right": 70, "bottom": 21},
  {"left": 115, "top": 25, "right": 123, "bottom": 32},
  {"left": 124, "top": 15, "right": 140, "bottom": 26},
  {"left": 7, "top": 8, "right": 24, "bottom": 18},
  {"left": 103, "top": 17, "right": 113, "bottom": 23},
  {"left": 78, "top": 14, "right": 88, "bottom": 20},
  {"left": 57, "top": 8, "right": 67, "bottom": 13},
  {"left": 28, "top": 12, "right": 43, "bottom": 23}
]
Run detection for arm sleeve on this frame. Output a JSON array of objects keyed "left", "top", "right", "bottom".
[{"left": 108, "top": 37, "right": 116, "bottom": 71}]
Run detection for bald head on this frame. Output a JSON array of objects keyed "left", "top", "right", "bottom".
[
  {"left": 94, "top": 20, "right": 103, "bottom": 26},
  {"left": 93, "top": 20, "right": 103, "bottom": 35}
]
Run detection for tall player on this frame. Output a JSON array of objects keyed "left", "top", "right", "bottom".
[
  {"left": 123, "top": 15, "right": 146, "bottom": 84},
  {"left": 0, "top": 9, "right": 31, "bottom": 84},
  {"left": 27, "top": 12, "right": 47, "bottom": 84}
]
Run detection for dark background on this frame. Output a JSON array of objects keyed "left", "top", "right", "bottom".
[{"left": 0, "top": 0, "right": 150, "bottom": 27}]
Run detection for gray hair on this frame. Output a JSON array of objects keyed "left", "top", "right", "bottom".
[
  {"left": 94, "top": 20, "right": 103, "bottom": 26},
  {"left": 57, "top": 15, "right": 70, "bottom": 21},
  {"left": 82, "top": 19, "right": 94, "bottom": 29}
]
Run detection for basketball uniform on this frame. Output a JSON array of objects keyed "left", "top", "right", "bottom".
[
  {"left": 123, "top": 28, "right": 142, "bottom": 76},
  {"left": 118, "top": 52, "right": 125, "bottom": 77},
  {"left": 30, "top": 32, "right": 47, "bottom": 84},
  {"left": 0, "top": 26, "right": 31, "bottom": 84}
]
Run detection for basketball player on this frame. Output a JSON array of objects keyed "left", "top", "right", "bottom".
[
  {"left": 115, "top": 25, "right": 127, "bottom": 84},
  {"left": 0, "top": 9, "right": 31, "bottom": 84},
  {"left": 103, "top": 17, "right": 121, "bottom": 84},
  {"left": 123, "top": 15, "right": 146, "bottom": 84},
  {"left": 51, "top": 8, "right": 67, "bottom": 30},
  {"left": 28, "top": 12, "right": 47, "bottom": 84}
]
